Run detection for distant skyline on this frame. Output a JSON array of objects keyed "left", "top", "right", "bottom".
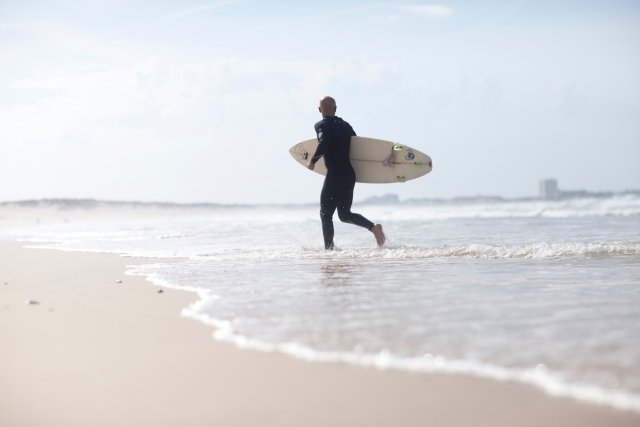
[{"left": 1, "top": 0, "right": 639, "bottom": 204}]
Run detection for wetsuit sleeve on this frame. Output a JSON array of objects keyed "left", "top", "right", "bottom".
[
  {"left": 347, "top": 123, "right": 356, "bottom": 137},
  {"left": 311, "top": 123, "right": 326, "bottom": 164}
]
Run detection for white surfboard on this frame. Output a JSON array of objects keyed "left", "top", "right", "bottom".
[{"left": 289, "top": 137, "right": 432, "bottom": 183}]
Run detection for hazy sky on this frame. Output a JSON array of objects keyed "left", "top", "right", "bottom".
[{"left": 1, "top": 0, "right": 639, "bottom": 204}]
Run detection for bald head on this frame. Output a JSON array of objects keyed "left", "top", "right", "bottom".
[{"left": 319, "top": 96, "right": 337, "bottom": 117}]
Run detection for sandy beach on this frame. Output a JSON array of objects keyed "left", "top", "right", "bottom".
[{"left": 0, "top": 240, "right": 637, "bottom": 427}]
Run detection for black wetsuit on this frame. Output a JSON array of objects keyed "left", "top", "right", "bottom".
[{"left": 311, "top": 116, "right": 374, "bottom": 249}]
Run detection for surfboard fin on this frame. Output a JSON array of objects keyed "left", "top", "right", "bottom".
[{"left": 383, "top": 145, "right": 402, "bottom": 167}]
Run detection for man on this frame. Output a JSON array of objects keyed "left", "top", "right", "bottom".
[{"left": 307, "top": 96, "right": 385, "bottom": 249}]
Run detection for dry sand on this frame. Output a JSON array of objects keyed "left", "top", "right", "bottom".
[{"left": 1, "top": 240, "right": 637, "bottom": 427}]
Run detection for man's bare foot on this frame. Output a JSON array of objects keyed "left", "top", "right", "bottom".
[{"left": 372, "top": 224, "right": 385, "bottom": 247}]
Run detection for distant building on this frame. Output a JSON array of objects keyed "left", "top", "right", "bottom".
[
  {"left": 539, "top": 179, "right": 559, "bottom": 199},
  {"left": 538, "top": 179, "right": 617, "bottom": 200}
]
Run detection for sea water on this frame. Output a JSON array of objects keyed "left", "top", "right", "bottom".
[{"left": 2, "top": 196, "right": 639, "bottom": 411}]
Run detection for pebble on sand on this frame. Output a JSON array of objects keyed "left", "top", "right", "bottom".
[
  {"left": 25, "top": 300, "right": 40, "bottom": 305},
  {"left": 115, "top": 280, "right": 123, "bottom": 284}
]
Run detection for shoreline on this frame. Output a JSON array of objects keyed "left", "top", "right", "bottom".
[{"left": 1, "top": 240, "right": 638, "bottom": 427}]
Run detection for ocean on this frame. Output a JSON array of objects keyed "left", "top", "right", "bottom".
[{"left": 2, "top": 195, "right": 639, "bottom": 412}]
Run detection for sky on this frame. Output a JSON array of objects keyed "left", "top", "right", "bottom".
[{"left": 1, "top": 0, "right": 639, "bottom": 204}]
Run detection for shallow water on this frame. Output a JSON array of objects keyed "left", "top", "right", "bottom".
[{"left": 3, "top": 196, "right": 639, "bottom": 411}]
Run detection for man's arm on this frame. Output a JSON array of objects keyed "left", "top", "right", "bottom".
[
  {"left": 308, "top": 124, "right": 327, "bottom": 169},
  {"left": 346, "top": 122, "right": 356, "bottom": 137}
]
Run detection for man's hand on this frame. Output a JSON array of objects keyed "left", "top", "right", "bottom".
[{"left": 307, "top": 162, "right": 315, "bottom": 170}]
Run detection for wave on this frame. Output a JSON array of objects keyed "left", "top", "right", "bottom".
[
  {"left": 2, "top": 195, "right": 639, "bottom": 221},
  {"left": 367, "top": 197, "right": 640, "bottom": 221},
  {"left": 381, "top": 242, "right": 640, "bottom": 260},
  {"left": 194, "top": 242, "right": 640, "bottom": 262},
  {"left": 204, "top": 322, "right": 640, "bottom": 413}
]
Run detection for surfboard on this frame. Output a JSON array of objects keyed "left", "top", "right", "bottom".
[{"left": 289, "top": 137, "right": 432, "bottom": 183}]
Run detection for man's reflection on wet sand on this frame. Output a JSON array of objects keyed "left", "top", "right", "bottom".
[{"left": 319, "top": 260, "right": 358, "bottom": 287}]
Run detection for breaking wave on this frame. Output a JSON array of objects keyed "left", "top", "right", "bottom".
[{"left": 195, "top": 241, "right": 640, "bottom": 262}]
